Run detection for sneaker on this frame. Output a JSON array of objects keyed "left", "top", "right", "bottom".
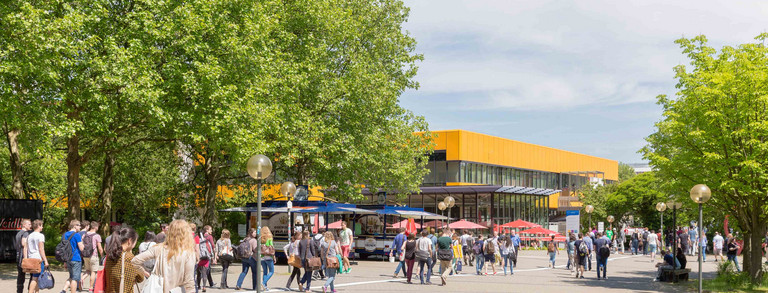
[{"left": 323, "top": 286, "right": 328, "bottom": 293}]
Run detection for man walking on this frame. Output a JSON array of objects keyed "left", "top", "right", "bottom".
[
  {"left": 510, "top": 231, "right": 521, "bottom": 267},
  {"left": 647, "top": 230, "right": 658, "bottom": 261},
  {"left": 427, "top": 228, "right": 437, "bottom": 276},
  {"left": 574, "top": 233, "right": 587, "bottom": 279},
  {"left": 460, "top": 231, "right": 471, "bottom": 266},
  {"left": 61, "top": 220, "right": 85, "bottom": 293},
  {"left": 416, "top": 230, "right": 433, "bottom": 284},
  {"left": 713, "top": 232, "right": 724, "bottom": 262},
  {"left": 594, "top": 232, "right": 610, "bottom": 279},
  {"left": 82, "top": 221, "right": 103, "bottom": 291},
  {"left": 437, "top": 229, "right": 453, "bottom": 286},
  {"left": 15, "top": 219, "right": 31, "bottom": 293},
  {"left": 474, "top": 235, "right": 485, "bottom": 275},
  {"left": 339, "top": 221, "right": 353, "bottom": 273},
  {"left": 584, "top": 232, "right": 594, "bottom": 271},
  {"left": 547, "top": 235, "right": 559, "bottom": 268},
  {"left": 389, "top": 228, "right": 407, "bottom": 278}
]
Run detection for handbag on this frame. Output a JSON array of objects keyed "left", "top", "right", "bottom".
[
  {"left": 324, "top": 245, "right": 340, "bottom": 269},
  {"left": 143, "top": 247, "right": 165, "bottom": 293},
  {"left": 288, "top": 255, "right": 303, "bottom": 268},
  {"left": 93, "top": 268, "right": 106, "bottom": 293},
  {"left": 307, "top": 257, "right": 322, "bottom": 271},
  {"left": 39, "top": 268, "right": 55, "bottom": 289},
  {"left": 21, "top": 258, "right": 42, "bottom": 273},
  {"left": 437, "top": 248, "right": 453, "bottom": 261}
]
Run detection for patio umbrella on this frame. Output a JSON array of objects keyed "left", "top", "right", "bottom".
[
  {"left": 501, "top": 219, "right": 541, "bottom": 229},
  {"left": 424, "top": 220, "right": 447, "bottom": 228},
  {"left": 389, "top": 219, "right": 422, "bottom": 229},
  {"left": 406, "top": 219, "right": 418, "bottom": 236},
  {"left": 326, "top": 220, "right": 343, "bottom": 229},
  {"left": 445, "top": 219, "right": 486, "bottom": 229},
  {"left": 519, "top": 226, "right": 558, "bottom": 235}
]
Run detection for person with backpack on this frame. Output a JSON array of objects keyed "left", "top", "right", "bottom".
[
  {"left": 57, "top": 220, "right": 85, "bottom": 293},
  {"left": 415, "top": 230, "right": 433, "bottom": 284},
  {"left": 260, "top": 227, "right": 276, "bottom": 291},
  {"left": 235, "top": 228, "right": 259, "bottom": 290},
  {"left": 547, "top": 235, "right": 559, "bottom": 268},
  {"left": 195, "top": 225, "right": 216, "bottom": 292},
  {"left": 313, "top": 232, "right": 327, "bottom": 280},
  {"left": 483, "top": 234, "right": 497, "bottom": 275},
  {"left": 573, "top": 233, "right": 587, "bottom": 279},
  {"left": 299, "top": 230, "right": 320, "bottom": 293},
  {"left": 82, "top": 221, "right": 103, "bottom": 291},
  {"left": 594, "top": 232, "right": 610, "bottom": 279},
  {"left": 216, "top": 229, "right": 234, "bottom": 289},
  {"left": 473, "top": 235, "right": 485, "bottom": 275},
  {"left": 284, "top": 231, "right": 304, "bottom": 291}
]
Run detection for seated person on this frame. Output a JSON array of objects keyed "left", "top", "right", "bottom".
[
  {"left": 676, "top": 247, "right": 687, "bottom": 270},
  {"left": 655, "top": 250, "right": 679, "bottom": 281}
]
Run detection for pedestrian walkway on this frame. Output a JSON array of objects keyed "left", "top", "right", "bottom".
[{"left": 1, "top": 250, "right": 720, "bottom": 292}]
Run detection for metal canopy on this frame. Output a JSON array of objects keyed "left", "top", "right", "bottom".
[
  {"left": 375, "top": 206, "right": 449, "bottom": 220},
  {"left": 363, "top": 185, "right": 560, "bottom": 196}
]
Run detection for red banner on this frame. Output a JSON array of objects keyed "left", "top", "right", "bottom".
[{"left": 0, "top": 218, "right": 26, "bottom": 231}]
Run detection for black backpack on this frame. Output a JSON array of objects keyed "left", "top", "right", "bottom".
[
  {"left": 236, "top": 238, "right": 253, "bottom": 259},
  {"left": 82, "top": 233, "right": 96, "bottom": 258},
  {"left": 599, "top": 245, "right": 610, "bottom": 259},
  {"left": 55, "top": 232, "right": 77, "bottom": 263}
]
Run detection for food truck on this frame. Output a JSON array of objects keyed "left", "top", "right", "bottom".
[{"left": 0, "top": 199, "right": 43, "bottom": 261}]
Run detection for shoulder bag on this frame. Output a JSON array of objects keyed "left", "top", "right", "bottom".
[
  {"left": 21, "top": 258, "right": 42, "bottom": 273},
  {"left": 142, "top": 247, "right": 165, "bottom": 293},
  {"left": 325, "top": 243, "right": 340, "bottom": 269},
  {"left": 307, "top": 241, "right": 322, "bottom": 270}
]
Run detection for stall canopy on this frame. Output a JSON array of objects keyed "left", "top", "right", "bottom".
[
  {"left": 445, "top": 219, "right": 486, "bottom": 229},
  {"left": 220, "top": 201, "right": 376, "bottom": 215},
  {"left": 501, "top": 219, "right": 541, "bottom": 229},
  {"left": 326, "top": 220, "right": 343, "bottom": 229},
  {"left": 388, "top": 219, "right": 422, "bottom": 229},
  {"left": 519, "top": 227, "right": 558, "bottom": 235},
  {"left": 374, "top": 206, "right": 449, "bottom": 220}
]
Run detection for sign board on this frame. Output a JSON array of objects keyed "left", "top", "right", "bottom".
[
  {"left": 598, "top": 222, "right": 605, "bottom": 233},
  {"left": 565, "top": 210, "right": 580, "bottom": 234},
  {"left": 549, "top": 224, "right": 559, "bottom": 234},
  {"left": 238, "top": 224, "right": 246, "bottom": 237}
]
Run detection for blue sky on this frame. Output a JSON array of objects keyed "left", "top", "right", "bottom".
[{"left": 399, "top": 0, "right": 768, "bottom": 163}]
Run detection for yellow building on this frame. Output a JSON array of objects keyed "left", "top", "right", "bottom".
[{"left": 365, "top": 130, "right": 618, "bottom": 228}]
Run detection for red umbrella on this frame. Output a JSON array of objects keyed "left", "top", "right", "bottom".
[
  {"left": 326, "top": 220, "right": 343, "bottom": 229},
  {"left": 312, "top": 214, "right": 319, "bottom": 234},
  {"left": 501, "top": 219, "right": 541, "bottom": 229},
  {"left": 389, "top": 219, "right": 422, "bottom": 229},
  {"left": 519, "top": 226, "right": 558, "bottom": 235},
  {"left": 424, "top": 220, "right": 447, "bottom": 228},
  {"left": 406, "top": 219, "right": 418, "bottom": 236},
  {"left": 444, "top": 219, "right": 486, "bottom": 229}
]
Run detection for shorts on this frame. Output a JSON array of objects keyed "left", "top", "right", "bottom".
[
  {"left": 484, "top": 254, "right": 494, "bottom": 262},
  {"left": 649, "top": 244, "right": 657, "bottom": 253},
  {"left": 31, "top": 261, "right": 45, "bottom": 278},
  {"left": 714, "top": 248, "right": 722, "bottom": 255},
  {"left": 83, "top": 257, "right": 92, "bottom": 272},
  {"left": 341, "top": 245, "right": 350, "bottom": 258},
  {"left": 67, "top": 260, "right": 82, "bottom": 281}
]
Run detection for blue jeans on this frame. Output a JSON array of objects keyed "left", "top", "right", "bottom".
[
  {"left": 261, "top": 259, "right": 274, "bottom": 287},
  {"left": 502, "top": 254, "right": 514, "bottom": 274},
  {"left": 300, "top": 260, "right": 314, "bottom": 288},
  {"left": 236, "top": 257, "right": 258, "bottom": 289},
  {"left": 67, "top": 260, "right": 82, "bottom": 282},
  {"left": 702, "top": 246, "right": 707, "bottom": 261},
  {"left": 728, "top": 254, "right": 740, "bottom": 272},
  {"left": 324, "top": 267, "right": 336, "bottom": 290},
  {"left": 418, "top": 259, "right": 431, "bottom": 283},
  {"left": 549, "top": 252, "right": 557, "bottom": 267},
  {"left": 475, "top": 254, "right": 485, "bottom": 274},
  {"left": 393, "top": 252, "right": 406, "bottom": 276},
  {"left": 596, "top": 255, "right": 607, "bottom": 278}
]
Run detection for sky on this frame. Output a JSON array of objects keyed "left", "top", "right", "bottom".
[{"left": 399, "top": 0, "right": 768, "bottom": 163}]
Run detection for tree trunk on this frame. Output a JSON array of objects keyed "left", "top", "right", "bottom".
[
  {"left": 66, "top": 134, "right": 82, "bottom": 221},
  {"left": 203, "top": 154, "right": 219, "bottom": 226},
  {"left": 746, "top": 214, "right": 765, "bottom": 283},
  {"left": 98, "top": 151, "right": 115, "bottom": 235},
  {"left": 4, "top": 126, "right": 24, "bottom": 199}
]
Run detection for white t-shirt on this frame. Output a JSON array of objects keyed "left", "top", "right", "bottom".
[
  {"left": 27, "top": 231, "right": 45, "bottom": 259},
  {"left": 139, "top": 241, "right": 156, "bottom": 254},
  {"left": 713, "top": 235, "right": 724, "bottom": 249},
  {"left": 647, "top": 234, "right": 658, "bottom": 246},
  {"left": 417, "top": 237, "right": 432, "bottom": 252},
  {"left": 339, "top": 228, "right": 353, "bottom": 246}
]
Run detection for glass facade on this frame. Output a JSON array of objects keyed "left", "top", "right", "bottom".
[{"left": 422, "top": 152, "right": 602, "bottom": 189}]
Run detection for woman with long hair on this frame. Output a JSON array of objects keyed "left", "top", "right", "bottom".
[
  {"left": 403, "top": 233, "right": 417, "bottom": 284},
  {"left": 260, "top": 227, "right": 275, "bottom": 291},
  {"left": 196, "top": 225, "right": 215, "bottom": 292},
  {"left": 322, "top": 231, "right": 339, "bottom": 293},
  {"left": 104, "top": 227, "right": 144, "bottom": 293},
  {"left": 235, "top": 228, "right": 259, "bottom": 290},
  {"left": 132, "top": 220, "right": 196, "bottom": 293},
  {"left": 284, "top": 231, "right": 304, "bottom": 291},
  {"left": 299, "top": 230, "right": 319, "bottom": 293},
  {"left": 501, "top": 236, "right": 515, "bottom": 275},
  {"left": 216, "top": 229, "right": 234, "bottom": 289}
]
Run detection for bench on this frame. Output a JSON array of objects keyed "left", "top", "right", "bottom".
[{"left": 661, "top": 268, "right": 691, "bottom": 282}]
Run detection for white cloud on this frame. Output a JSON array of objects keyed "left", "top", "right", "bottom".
[{"left": 402, "top": 0, "right": 768, "bottom": 111}]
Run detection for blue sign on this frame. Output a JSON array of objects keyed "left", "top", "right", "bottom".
[{"left": 566, "top": 210, "right": 580, "bottom": 216}]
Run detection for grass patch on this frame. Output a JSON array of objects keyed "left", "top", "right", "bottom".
[{"left": 701, "top": 261, "right": 768, "bottom": 292}]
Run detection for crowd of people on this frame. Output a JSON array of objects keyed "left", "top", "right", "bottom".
[{"left": 15, "top": 219, "right": 355, "bottom": 293}]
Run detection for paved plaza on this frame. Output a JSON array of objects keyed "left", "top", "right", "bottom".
[{"left": 1, "top": 250, "right": 721, "bottom": 293}]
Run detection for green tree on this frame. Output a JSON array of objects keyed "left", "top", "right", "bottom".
[
  {"left": 642, "top": 34, "right": 768, "bottom": 283},
  {"left": 618, "top": 162, "right": 636, "bottom": 182}
]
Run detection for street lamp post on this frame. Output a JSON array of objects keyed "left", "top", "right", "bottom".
[
  {"left": 246, "top": 154, "right": 272, "bottom": 293},
  {"left": 444, "top": 196, "right": 455, "bottom": 226},
  {"left": 656, "top": 202, "right": 667, "bottom": 248},
  {"left": 607, "top": 215, "right": 615, "bottom": 230},
  {"left": 438, "top": 201, "right": 447, "bottom": 222},
  {"left": 281, "top": 181, "right": 297, "bottom": 239},
  {"left": 690, "top": 184, "right": 711, "bottom": 293},
  {"left": 585, "top": 205, "right": 594, "bottom": 232}
]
